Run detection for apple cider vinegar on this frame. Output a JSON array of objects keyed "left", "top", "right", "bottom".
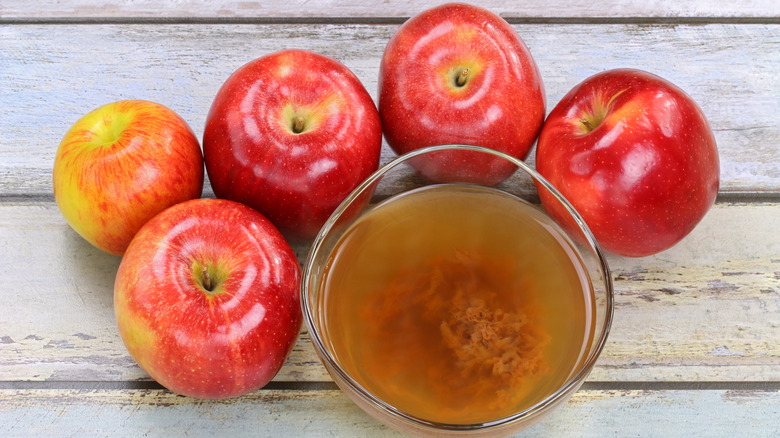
[{"left": 318, "top": 184, "right": 596, "bottom": 425}]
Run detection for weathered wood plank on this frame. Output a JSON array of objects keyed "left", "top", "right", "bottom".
[
  {"left": 1, "top": 202, "right": 778, "bottom": 383},
  {"left": 1, "top": 24, "right": 778, "bottom": 197},
  {"left": 0, "top": 202, "right": 323, "bottom": 382},
  {"left": 1, "top": 388, "right": 779, "bottom": 437},
  {"left": 1, "top": 0, "right": 778, "bottom": 19},
  {"left": 1, "top": 4, "right": 777, "bottom": 435}
]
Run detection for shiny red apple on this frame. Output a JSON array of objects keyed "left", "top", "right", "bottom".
[
  {"left": 378, "top": 2, "right": 546, "bottom": 185},
  {"left": 203, "top": 49, "right": 382, "bottom": 241},
  {"left": 114, "top": 198, "right": 302, "bottom": 399},
  {"left": 53, "top": 99, "right": 204, "bottom": 255},
  {"left": 536, "top": 68, "right": 720, "bottom": 257}
]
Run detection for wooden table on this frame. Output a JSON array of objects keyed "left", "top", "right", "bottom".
[{"left": 2, "top": 1, "right": 779, "bottom": 436}]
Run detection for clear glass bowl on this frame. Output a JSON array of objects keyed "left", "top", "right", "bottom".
[{"left": 301, "top": 144, "right": 613, "bottom": 437}]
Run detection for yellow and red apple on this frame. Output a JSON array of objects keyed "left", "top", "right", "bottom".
[
  {"left": 53, "top": 100, "right": 204, "bottom": 255},
  {"left": 114, "top": 198, "right": 302, "bottom": 399}
]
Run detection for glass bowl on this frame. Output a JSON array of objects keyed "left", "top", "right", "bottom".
[{"left": 301, "top": 144, "right": 613, "bottom": 437}]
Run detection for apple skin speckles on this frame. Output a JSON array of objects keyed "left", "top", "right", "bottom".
[
  {"left": 536, "top": 68, "right": 719, "bottom": 257},
  {"left": 203, "top": 49, "right": 382, "bottom": 242},
  {"left": 378, "top": 2, "right": 545, "bottom": 186}
]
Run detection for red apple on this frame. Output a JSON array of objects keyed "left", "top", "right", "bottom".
[
  {"left": 114, "top": 198, "right": 302, "bottom": 399},
  {"left": 536, "top": 69, "right": 719, "bottom": 257},
  {"left": 203, "top": 49, "right": 382, "bottom": 241},
  {"left": 378, "top": 2, "right": 546, "bottom": 185},
  {"left": 53, "top": 99, "right": 204, "bottom": 255}
]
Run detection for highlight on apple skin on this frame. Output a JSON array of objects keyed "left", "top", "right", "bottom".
[
  {"left": 203, "top": 49, "right": 383, "bottom": 242},
  {"left": 53, "top": 99, "right": 204, "bottom": 255},
  {"left": 114, "top": 198, "right": 303, "bottom": 399},
  {"left": 378, "top": 2, "right": 546, "bottom": 185},
  {"left": 535, "top": 68, "right": 720, "bottom": 257}
]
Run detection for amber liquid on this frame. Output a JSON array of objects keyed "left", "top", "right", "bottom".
[{"left": 319, "top": 184, "right": 595, "bottom": 425}]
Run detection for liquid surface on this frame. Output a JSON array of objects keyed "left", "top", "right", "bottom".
[{"left": 319, "top": 184, "right": 595, "bottom": 425}]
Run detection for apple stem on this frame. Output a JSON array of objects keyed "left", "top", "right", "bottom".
[
  {"left": 201, "top": 265, "right": 213, "bottom": 292},
  {"left": 455, "top": 68, "right": 470, "bottom": 87},
  {"left": 580, "top": 119, "right": 595, "bottom": 132},
  {"left": 292, "top": 116, "right": 305, "bottom": 134}
]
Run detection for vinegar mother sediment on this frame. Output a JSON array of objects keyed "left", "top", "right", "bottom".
[{"left": 319, "top": 184, "right": 596, "bottom": 424}]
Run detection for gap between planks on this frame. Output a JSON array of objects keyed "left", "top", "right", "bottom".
[
  {"left": 3, "top": 380, "right": 780, "bottom": 391},
  {"left": 4, "top": 191, "right": 780, "bottom": 205},
  {"left": 3, "top": 16, "right": 780, "bottom": 26}
]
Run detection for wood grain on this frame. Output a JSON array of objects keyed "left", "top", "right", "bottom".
[
  {"left": 1, "top": 388, "right": 779, "bottom": 437},
  {"left": 2, "top": 2, "right": 779, "bottom": 435},
  {"left": 2, "top": 0, "right": 778, "bottom": 19},
  {"left": 2, "top": 202, "right": 778, "bottom": 383},
  {"left": 1, "top": 23, "right": 778, "bottom": 198}
]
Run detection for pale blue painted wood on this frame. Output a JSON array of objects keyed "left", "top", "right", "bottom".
[
  {"left": 0, "top": 24, "right": 778, "bottom": 196},
  {"left": 1, "top": 0, "right": 779, "bottom": 18},
  {"left": 1, "top": 389, "right": 778, "bottom": 437},
  {"left": 1, "top": 2, "right": 779, "bottom": 436},
  {"left": 1, "top": 203, "right": 779, "bottom": 383}
]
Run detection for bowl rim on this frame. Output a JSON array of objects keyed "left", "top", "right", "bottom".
[{"left": 301, "top": 143, "right": 614, "bottom": 431}]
